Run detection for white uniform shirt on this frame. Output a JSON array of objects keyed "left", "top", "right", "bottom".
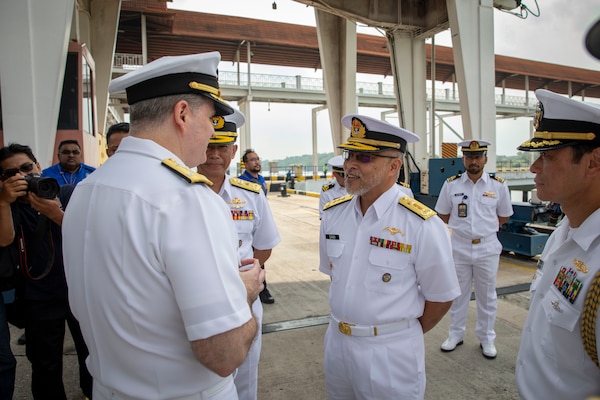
[
  {"left": 319, "top": 180, "right": 347, "bottom": 219},
  {"left": 63, "top": 137, "right": 251, "bottom": 399},
  {"left": 516, "top": 209, "right": 600, "bottom": 400},
  {"left": 436, "top": 172, "right": 513, "bottom": 238},
  {"left": 220, "top": 177, "right": 281, "bottom": 261},
  {"left": 319, "top": 184, "right": 460, "bottom": 325},
  {"left": 435, "top": 173, "right": 513, "bottom": 261}
]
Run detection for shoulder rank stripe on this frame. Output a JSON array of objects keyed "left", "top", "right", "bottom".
[
  {"left": 322, "top": 182, "right": 335, "bottom": 192},
  {"left": 399, "top": 196, "right": 436, "bottom": 220},
  {"left": 230, "top": 177, "right": 262, "bottom": 193},
  {"left": 490, "top": 174, "right": 505, "bottom": 183},
  {"left": 446, "top": 174, "right": 461, "bottom": 182},
  {"left": 323, "top": 194, "right": 354, "bottom": 211},
  {"left": 398, "top": 181, "right": 410, "bottom": 188},
  {"left": 161, "top": 158, "right": 213, "bottom": 185}
]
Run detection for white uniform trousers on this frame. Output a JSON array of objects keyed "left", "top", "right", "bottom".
[
  {"left": 234, "top": 298, "right": 263, "bottom": 400},
  {"left": 93, "top": 375, "right": 237, "bottom": 400},
  {"left": 323, "top": 319, "right": 424, "bottom": 400},
  {"left": 447, "top": 253, "right": 500, "bottom": 344}
]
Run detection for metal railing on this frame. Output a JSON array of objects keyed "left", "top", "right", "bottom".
[{"left": 114, "top": 53, "right": 538, "bottom": 108}]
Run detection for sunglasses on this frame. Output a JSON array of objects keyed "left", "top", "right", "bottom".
[
  {"left": 1, "top": 162, "right": 35, "bottom": 180},
  {"left": 342, "top": 149, "right": 398, "bottom": 163}
]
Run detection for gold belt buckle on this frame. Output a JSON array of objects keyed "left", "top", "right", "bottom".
[
  {"left": 472, "top": 239, "right": 481, "bottom": 244},
  {"left": 338, "top": 321, "right": 354, "bottom": 336}
]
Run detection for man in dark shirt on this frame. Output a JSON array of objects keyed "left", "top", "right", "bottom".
[{"left": 0, "top": 143, "right": 92, "bottom": 400}]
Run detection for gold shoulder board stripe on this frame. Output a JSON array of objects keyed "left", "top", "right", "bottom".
[
  {"left": 490, "top": 174, "right": 505, "bottom": 183},
  {"left": 161, "top": 158, "right": 213, "bottom": 186},
  {"left": 322, "top": 182, "right": 335, "bottom": 192},
  {"left": 230, "top": 177, "right": 262, "bottom": 194},
  {"left": 399, "top": 196, "right": 436, "bottom": 220},
  {"left": 581, "top": 270, "right": 600, "bottom": 368},
  {"left": 446, "top": 174, "right": 461, "bottom": 182},
  {"left": 398, "top": 181, "right": 410, "bottom": 188},
  {"left": 323, "top": 194, "right": 354, "bottom": 211}
]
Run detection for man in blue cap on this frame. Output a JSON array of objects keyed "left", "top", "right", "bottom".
[
  {"left": 62, "top": 52, "right": 265, "bottom": 400},
  {"left": 515, "top": 88, "right": 600, "bottom": 399},
  {"left": 319, "top": 114, "right": 460, "bottom": 399}
]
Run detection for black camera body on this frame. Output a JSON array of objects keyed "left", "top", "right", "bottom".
[{"left": 23, "top": 175, "right": 60, "bottom": 199}]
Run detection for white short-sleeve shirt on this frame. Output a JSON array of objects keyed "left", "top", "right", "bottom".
[
  {"left": 63, "top": 136, "right": 251, "bottom": 399},
  {"left": 319, "top": 184, "right": 460, "bottom": 325},
  {"left": 516, "top": 209, "right": 600, "bottom": 399}
]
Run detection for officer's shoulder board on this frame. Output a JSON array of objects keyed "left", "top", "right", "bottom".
[
  {"left": 489, "top": 173, "right": 505, "bottom": 183},
  {"left": 446, "top": 173, "right": 461, "bottom": 182},
  {"left": 323, "top": 194, "right": 354, "bottom": 211},
  {"left": 161, "top": 158, "right": 213, "bottom": 186},
  {"left": 399, "top": 196, "right": 436, "bottom": 220},
  {"left": 230, "top": 177, "right": 262, "bottom": 194},
  {"left": 322, "top": 182, "right": 335, "bottom": 192},
  {"left": 398, "top": 181, "right": 410, "bottom": 188}
]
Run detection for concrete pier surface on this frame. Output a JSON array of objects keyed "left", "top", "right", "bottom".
[{"left": 10, "top": 192, "right": 536, "bottom": 399}]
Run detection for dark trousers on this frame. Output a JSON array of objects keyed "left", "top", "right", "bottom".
[
  {"left": 24, "top": 299, "right": 92, "bottom": 399},
  {"left": 0, "top": 295, "right": 16, "bottom": 400}
]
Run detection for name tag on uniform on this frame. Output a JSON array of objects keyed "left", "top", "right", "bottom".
[{"left": 326, "top": 234, "right": 340, "bottom": 240}]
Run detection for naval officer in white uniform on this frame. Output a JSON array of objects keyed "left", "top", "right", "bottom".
[
  {"left": 435, "top": 139, "right": 513, "bottom": 359},
  {"left": 319, "top": 155, "right": 347, "bottom": 219},
  {"left": 62, "top": 52, "right": 264, "bottom": 400},
  {"left": 197, "top": 108, "right": 280, "bottom": 400},
  {"left": 515, "top": 89, "right": 600, "bottom": 399},
  {"left": 319, "top": 114, "right": 460, "bottom": 400}
]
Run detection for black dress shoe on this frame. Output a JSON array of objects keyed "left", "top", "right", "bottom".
[{"left": 259, "top": 288, "right": 275, "bottom": 304}]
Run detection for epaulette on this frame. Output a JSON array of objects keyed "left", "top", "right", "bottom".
[
  {"left": 322, "top": 182, "right": 335, "bottom": 192},
  {"left": 161, "top": 158, "right": 213, "bottom": 186},
  {"left": 446, "top": 174, "right": 461, "bottom": 182},
  {"left": 398, "top": 181, "right": 410, "bottom": 188},
  {"left": 230, "top": 177, "right": 262, "bottom": 194},
  {"left": 490, "top": 174, "right": 505, "bottom": 183},
  {"left": 399, "top": 196, "right": 436, "bottom": 220},
  {"left": 323, "top": 194, "right": 354, "bottom": 211}
]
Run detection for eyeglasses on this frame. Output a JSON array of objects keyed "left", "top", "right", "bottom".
[
  {"left": 342, "top": 150, "right": 398, "bottom": 163},
  {"left": 60, "top": 149, "right": 81, "bottom": 155},
  {"left": 1, "top": 162, "right": 35, "bottom": 180}
]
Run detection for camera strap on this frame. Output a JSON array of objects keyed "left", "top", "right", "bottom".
[{"left": 18, "top": 215, "right": 54, "bottom": 280}]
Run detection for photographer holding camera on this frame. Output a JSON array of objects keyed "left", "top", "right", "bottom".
[{"left": 0, "top": 143, "right": 92, "bottom": 400}]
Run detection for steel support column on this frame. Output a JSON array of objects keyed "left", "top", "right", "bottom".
[
  {"left": 0, "top": 0, "right": 74, "bottom": 167},
  {"left": 447, "top": 0, "right": 497, "bottom": 172},
  {"left": 315, "top": 9, "right": 357, "bottom": 153},
  {"left": 386, "top": 31, "right": 428, "bottom": 170}
]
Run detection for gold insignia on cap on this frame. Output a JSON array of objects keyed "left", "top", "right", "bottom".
[
  {"left": 574, "top": 258, "right": 589, "bottom": 273},
  {"left": 384, "top": 227, "right": 405, "bottom": 236},
  {"left": 189, "top": 81, "right": 221, "bottom": 97},
  {"left": 382, "top": 273, "right": 392, "bottom": 282},
  {"left": 351, "top": 117, "right": 367, "bottom": 138},
  {"left": 211, "top": 116, "right": 225, "bottom": 129},
  {"left": 469, "top": 141, "right": 479, "bottom": 150}
]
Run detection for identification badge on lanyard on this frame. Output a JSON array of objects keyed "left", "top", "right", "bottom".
[{"left": 458, "top": 195, "right": 468, "bottom": 218}]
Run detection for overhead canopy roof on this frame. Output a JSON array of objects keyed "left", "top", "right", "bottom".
[{"left": 116, "top": 1, "right": 600, "bottom": 98}]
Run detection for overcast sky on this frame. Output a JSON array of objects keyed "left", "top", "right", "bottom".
[{"left": 169, "top": 0, "right": 600, "bottom": 160}]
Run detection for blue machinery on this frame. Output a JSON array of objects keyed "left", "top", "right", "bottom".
[{"left": 411, "top": 157, "right": 550, "bottom": 257}]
